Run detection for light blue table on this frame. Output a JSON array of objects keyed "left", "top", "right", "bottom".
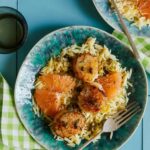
[{"left": 0, "top": 0, "right": 149, "bottom": 150}]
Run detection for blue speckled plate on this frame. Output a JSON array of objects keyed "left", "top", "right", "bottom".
[
  {"left": 92, "top": 0, "right": 150, "bottom": 37},
  {"left": 15, "top": 26, "right": 148, "bottom": 150}
]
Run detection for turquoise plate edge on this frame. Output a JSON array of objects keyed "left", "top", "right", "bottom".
[{"left": 92, "top": 0, "right": 150, "bottom": 37}]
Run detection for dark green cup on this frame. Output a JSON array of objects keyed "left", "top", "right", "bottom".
[{"left": 0, "top": 7, "right": 28, "bottom": 54}]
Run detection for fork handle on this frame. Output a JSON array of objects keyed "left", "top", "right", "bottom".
[
  {"left": 111, "top": 0, "right": 140, "bottom": 60},
  {"left": 110, "top": 131, "right": 113, "bottom": 140},
  {"left": 78, "top": 132, "right": 102, "bottom": 150}
]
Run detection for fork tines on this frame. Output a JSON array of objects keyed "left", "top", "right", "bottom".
[{"left": 113, "top": 101, "right": 141, "bottom": 128}]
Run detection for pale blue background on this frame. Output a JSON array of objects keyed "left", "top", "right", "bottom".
[{"left": 0, "top": 0, "right": 149, "bottom": 150}]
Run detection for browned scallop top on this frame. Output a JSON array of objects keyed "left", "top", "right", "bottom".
[
  {"left": 78, "top": 85, "right": 106, "bottom": 113},
  {"left": 73, "top": 53, "right": 98, "bottom": 82},
  {"left": 52, "top": 111, "right": 86, "bottom": 138}
]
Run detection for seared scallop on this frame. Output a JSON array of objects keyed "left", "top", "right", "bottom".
[
  {"left": 73, "top": 54, "right": 98, "bottom": 82},
  {"left": 52, "top": 111, "right": 85, "bottom": 138},
  {"left": 78, "top": 85, "right": 106, "bottom": 113}
]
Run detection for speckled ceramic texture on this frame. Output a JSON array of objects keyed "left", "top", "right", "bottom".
[
  {"left": 93, "top": 0, "right": 150, "bottom": 37},
  {"left": 15, "top": 26, "right": 148, "bottom": 150}
]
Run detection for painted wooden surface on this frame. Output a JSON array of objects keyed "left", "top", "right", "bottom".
[{"left": 0, "top": 0, "right": 149, "bottom": 149}]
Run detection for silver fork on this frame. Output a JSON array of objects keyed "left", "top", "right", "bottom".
[
  {"left": 111, "top": 0, "right": 140, "bottom": 60},
  {"left": 79, "top": 101, "right": 141, "bottom": 150}
]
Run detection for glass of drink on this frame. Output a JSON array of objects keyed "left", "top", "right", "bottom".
[{"left": 0, "top": 6, "right": 28, "bottom": 53}]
